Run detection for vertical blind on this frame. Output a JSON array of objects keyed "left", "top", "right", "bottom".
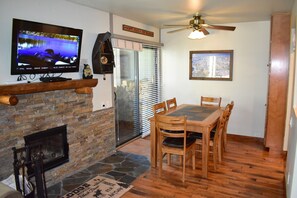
[{"left": 138, "top": 46, "right": 161, "bottom": 136}]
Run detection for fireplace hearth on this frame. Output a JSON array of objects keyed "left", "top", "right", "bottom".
[{"left": 24, "top": 125, "right": 69, "bottom": 176}]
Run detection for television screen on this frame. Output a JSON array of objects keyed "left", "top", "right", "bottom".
[{"left": 11, "top": 18, "right": 83, "bottom": 75}]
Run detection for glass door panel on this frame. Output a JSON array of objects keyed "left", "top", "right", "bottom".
[{"left": 113, "top": 49, "right": 140, "bottom": 146}]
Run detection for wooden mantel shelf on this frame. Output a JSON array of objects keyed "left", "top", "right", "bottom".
[{"left": 0, "top": 79, "right": 98, "bottom": 106}]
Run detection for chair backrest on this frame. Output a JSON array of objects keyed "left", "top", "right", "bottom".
[
  {"left": 201, "top": 96, "right": 222, "bottom": 107},
  {"left": 213, "top": 105, "right": 230, "bottom": 142},
  {"left": 153, "top": 101, "right": 167, "bottom": 115},
  {"left": 166, "top": 97, "right": 177, "bottom": 110},
  {"left": 224, "top": 101, "right": 234, "bottom": 131},
  {"left": 155, "top": 114, "right": 187, "bottom": 141},
  {"left": 229, "top": 101, "right": 234, "bottom": 112}
]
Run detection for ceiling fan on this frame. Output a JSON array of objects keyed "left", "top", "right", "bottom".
[{"left": 163, "top": 13, "right": 236, "bottom": 39}]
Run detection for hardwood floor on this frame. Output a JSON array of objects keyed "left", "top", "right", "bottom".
[{"left": 119, "top": 135, "right": 286, "bottom": 198}]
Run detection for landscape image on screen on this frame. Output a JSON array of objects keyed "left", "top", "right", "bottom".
[{"left": 17, "top": 30, "right": 80, "bottom": 70}]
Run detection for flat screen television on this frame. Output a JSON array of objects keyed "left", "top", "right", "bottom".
[{"left": 11, "top": 18, "right": 83, "bottom": 75}]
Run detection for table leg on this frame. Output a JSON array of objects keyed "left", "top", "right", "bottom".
[
  {"left": 202, "top": 126, "right": 210, "bottom": 178},
  {"left": 150, "top": 119, "right": 157, "bottom": 168}
]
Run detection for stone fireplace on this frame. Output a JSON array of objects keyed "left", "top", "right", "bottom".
[{"left": 0, "top": 89, "right": 115, "bottom": 186}]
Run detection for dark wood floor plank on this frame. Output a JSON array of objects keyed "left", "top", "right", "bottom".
[{"left": 119, "top": 135, "right": 286, "bottom": 198}]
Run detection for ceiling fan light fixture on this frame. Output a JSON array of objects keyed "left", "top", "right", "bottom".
[{"left": 188, "top": 30, "right": 206, "bottom": 39}]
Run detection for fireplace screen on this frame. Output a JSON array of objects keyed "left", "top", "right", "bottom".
[{"left": 24, "top": 125, "right": 69, "bottom": 176}]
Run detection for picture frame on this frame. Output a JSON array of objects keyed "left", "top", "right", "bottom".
[{"left": 189, "top": 50, "right": 233, "bottom": 81}]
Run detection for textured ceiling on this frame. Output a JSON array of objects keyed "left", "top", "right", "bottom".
[{"left": 67, "top": 0, "right": 294, "bottom": 28}]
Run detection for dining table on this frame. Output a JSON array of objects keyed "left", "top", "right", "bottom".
[{"left": 149, "top": 104, "right": 222, "bottom": 178}]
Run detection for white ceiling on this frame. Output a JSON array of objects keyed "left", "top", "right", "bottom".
[{"left": 67, "top": 0, "right": 294, "bottom": 28}]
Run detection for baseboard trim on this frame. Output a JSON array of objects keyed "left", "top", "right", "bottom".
[
  {"left": 227, "top": 134, "right": 287, "bottom": 157},
  {"left": 227, "top": 133, "right": 264, "bottom": 143}
]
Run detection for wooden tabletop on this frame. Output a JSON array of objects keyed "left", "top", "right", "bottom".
[{"left": 167, "top": 104, "right": 217, "bottom": 121}]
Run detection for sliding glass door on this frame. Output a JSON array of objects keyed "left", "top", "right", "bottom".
[
  {"left": 114, "top": 49, "right": 140, "bottom": 146},
  {"left": 113, "top": 46, "right": 160, "bottom": 146}
]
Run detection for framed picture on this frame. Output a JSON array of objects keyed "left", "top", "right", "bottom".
[{"left": 189, "top": 50, "right": 233, "bottom": 81}]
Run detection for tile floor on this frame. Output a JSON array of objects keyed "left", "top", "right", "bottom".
[{"left": 47, "top": 151, "right": 150, "bottom": 197}]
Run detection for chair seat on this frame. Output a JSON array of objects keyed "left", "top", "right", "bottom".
[
  {"left": 188, "top": 131, "right": 216, "bottom": 140},
  {"left": 163, "top": 137, "right": 196, "bottom": 148},
  {"left": 161, "top": 129, "right": 183, "bottom": 133}
]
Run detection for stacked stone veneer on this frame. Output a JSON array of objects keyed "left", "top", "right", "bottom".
[{"left": 0, "top": 89, "right": 115, "bottom": 185}]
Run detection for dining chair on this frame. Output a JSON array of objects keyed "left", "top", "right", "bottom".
[
  {"left": 190, "top": 104, "right": 230, "bottom": 171},
  {"left": 153, "top": 101, "right": 167, "bottom": 115},
  {"left": 155, "top": 114, "right": 196, "bottom": 182},
  {"left": 201, "top": 96, "right": 222, "bottom": 107},
  {"left": 222, "top": 101, "right": 234, "bottom": 151},
  {"left": 166, "top": 97, "right": 177, "bottom": 110},
  {"left": 152, "top": 101, "right": 169, "bottom": 162}
]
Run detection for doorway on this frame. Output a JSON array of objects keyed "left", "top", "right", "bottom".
[{"left": 113, "top": 46, "right": 160, "bottom": 146}]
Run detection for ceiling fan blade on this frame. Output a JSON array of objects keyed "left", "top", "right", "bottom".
[
  {"left": 162, "top": 24, "right": 189, "bottom": 28},
  {"left": 167, "top": 27, "right": 189, "bottom": 33},
  {"left": 202, "top": 24, "right": 236, "bottom": 31},
  {"left": 200, "top": 28, "right": 209, "bottom": 35}
]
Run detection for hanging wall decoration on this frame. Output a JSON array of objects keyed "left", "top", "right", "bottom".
[
  {"left": 189, "top": 50, "right": 233, "bottom": 81},
  {"left": 92, "top": 32, "right": 115, "bottom": 74}
]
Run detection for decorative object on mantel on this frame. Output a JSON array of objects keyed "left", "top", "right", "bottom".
[
  {"left": 122, "top": 24, "right": 154, "bottom": 37},
  {"left": 0, "top": 79, "right": 98, "bottom": 106},
  {"left": 61, "top": 175, "right": 132, "bottom": 198},
  {"left": 0, "top": 95, "right": 18, "bottom": 106},
  {"left": 92, "top": 32, "right": 115, "bottom": 74},
  {"left": 189, "top": 50, "right": 233, "bottom": 81},
  {"left": 83, "top": 64, "right": 93, "bottom": 79}
]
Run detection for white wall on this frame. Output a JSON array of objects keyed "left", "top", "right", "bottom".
[
  {"left": 0, "top": 0, "right": 112, "bottom": 111},
  {"left": 286, "top": 0, "right": 297, "bottom": 196},
  {"left": 161, "top": 21, "right": 270, "bottom": 137}
]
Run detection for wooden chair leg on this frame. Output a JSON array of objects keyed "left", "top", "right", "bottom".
[
  {"left": 167, "top": 154, "right": 171, "bottom": 165},
  {"left": 218, "top": 139, "right": 222, "bottom": 163},
  {"left": 179, "top": 155, "right": 182, "bottom": 165},
  {"left": 182, "top": 154, "right": 186, "bottom": 182},
  {"left": 220, "top": 138, "right": 225, "bottom": 163},
  {"left": 223, "top": 132, "right": 227, "bottom": 151},
  {"left": 159, "top": 148, "right": 163, "bottom": 177},
  {"left": 213, "top": 145, "right": 217, "bottom": 171},
  {"left": 223, "top": 131, "right": 227, "bottom": 151},
  {"left": 192, "top": 147, "right": 196, "bottom": 170}
]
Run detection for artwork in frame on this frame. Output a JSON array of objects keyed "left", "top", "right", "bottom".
[{"left": 189, "top": 50, "right": 233, "bottom": 81}]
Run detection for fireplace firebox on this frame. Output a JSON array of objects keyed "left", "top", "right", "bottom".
[{"left": 24, "top": 125, "right": 69, "bottom": 176}]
